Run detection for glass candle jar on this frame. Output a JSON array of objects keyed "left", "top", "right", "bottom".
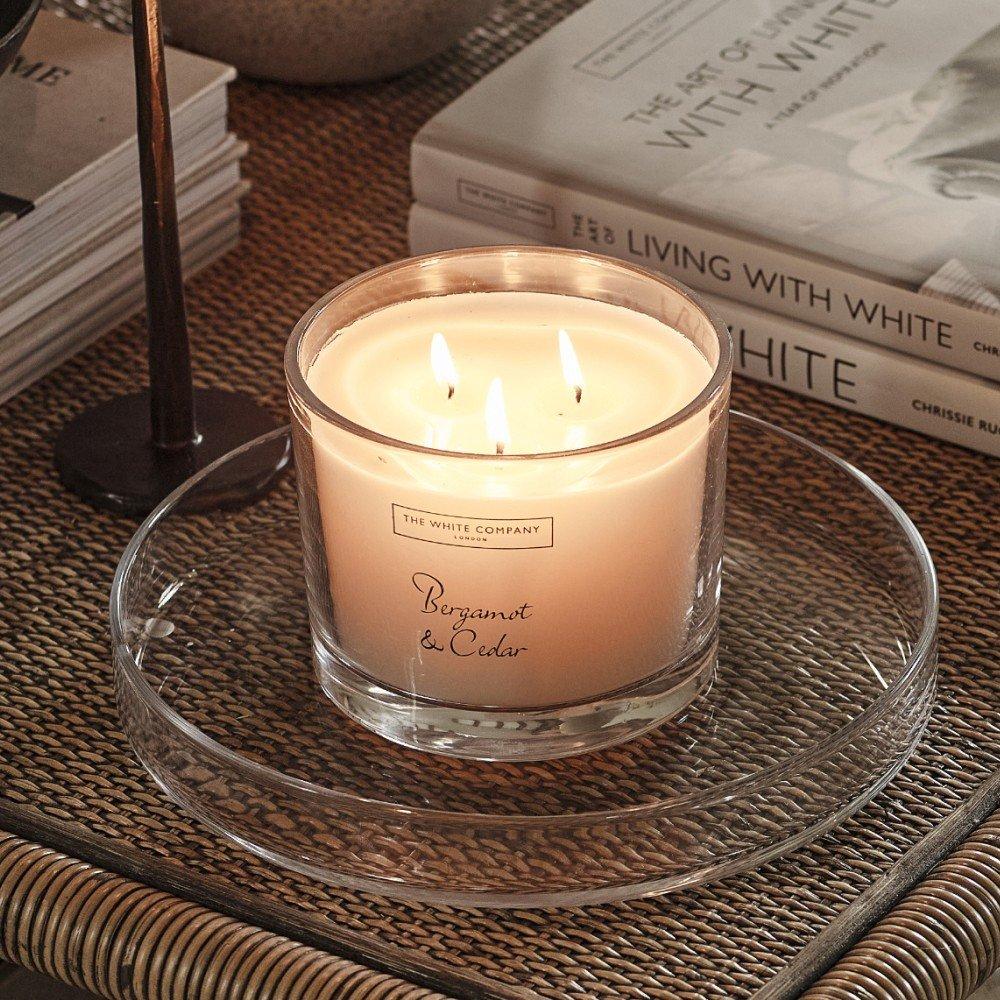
[{"left": 286, "top": 246, "right": 732, "bottom": 761}]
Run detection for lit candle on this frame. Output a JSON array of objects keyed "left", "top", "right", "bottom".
[{"left": 287, "top": 248, "right": 731, "bottom": 759}]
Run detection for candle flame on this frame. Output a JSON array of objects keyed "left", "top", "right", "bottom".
[
  {"left": 431, "top": 332, "right": 458, "bottom": 399},
  {"left": 558, "top": 329, "right": 584, "bottom": 403},
  {"left": 485, "top": 377, "right": 511, "bottom": 455}
]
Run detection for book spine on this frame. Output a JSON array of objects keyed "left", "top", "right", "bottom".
[
  {"left": 411, "top": 140, "right": 1000, "bottom": 382},
  {"left": 408, "top": 202, "right": 1000, "bottom": 459}
]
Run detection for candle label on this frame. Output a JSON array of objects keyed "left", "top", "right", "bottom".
[
  {"left": 392, "top": 504, "right": 554, "bottom": 550},
  {"left": 412, "top": 572, "right": 532, "bottom": 661}
]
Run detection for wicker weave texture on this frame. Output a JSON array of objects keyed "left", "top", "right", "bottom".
[
  {"left": 0, "top": 1, "right": 997, "bottom": 998},
  {"left": 0, "top": 832, "right": 451, "bottom": 1000},
  {"left": 805, "top": 810, "right": 1000, "bottom": 1000}
]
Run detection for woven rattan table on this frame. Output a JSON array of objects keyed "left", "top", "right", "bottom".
[{"left": 1, "top": 2, "right": 998, "bottom": 997}]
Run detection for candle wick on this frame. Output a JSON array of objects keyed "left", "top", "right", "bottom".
[
  {"left": 447, "top": 384, "right": 455, "bottom": 400},
  {"left": 574, "top": 385, "right": 582, "bottom": 404},
  {"left": 496, "top": 441, "right": 505, "bottom": 456}
]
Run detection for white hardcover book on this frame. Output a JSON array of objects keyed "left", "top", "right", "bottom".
[
  {"left": 0, "top": 136, "right": 245, "bottom": 310},
  {"left": 0, "top": 150, "right": 243, "bottom": 332},
  {"left": 3, "top": 113, "right": 232, "bottom": 290},
  {"left": 408, "top": 202, "right": 1000, "bottom": 458},
  {"left": 0, "top": 191, "right": 244, "bottom": 402},
  {"left": 412, "top": 0, "right": 1000, "bottom": 381},
  {"left": 0, "top": 11, "right": 233, "bottom": 235}
]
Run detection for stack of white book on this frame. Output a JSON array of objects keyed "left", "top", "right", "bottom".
[
  {"left": 0, "top": 11, "right": 245, "bottom": 403},
  {"left": 408, "top": 0, "right": 1000, "bottom": 457}
]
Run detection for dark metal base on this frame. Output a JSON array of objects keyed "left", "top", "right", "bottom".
[{"left": 54, "top": 388, "right": 290, "bottom": 516}]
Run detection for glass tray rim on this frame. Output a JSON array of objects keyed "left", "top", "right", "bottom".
[{"left": 109, "top": 410, "right": 939, "bottom": 827}]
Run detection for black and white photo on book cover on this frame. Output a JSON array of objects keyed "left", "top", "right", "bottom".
[
  {"left": 655, "top": 18, "right": 1000, "bottom": 292},
  {"left": 415, "top": 0, "right": 1000, "bottom": 293}
]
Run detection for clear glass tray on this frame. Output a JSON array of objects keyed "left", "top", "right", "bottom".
[{"left": 111, "top": 412, "right": 938, "bottom": 907}]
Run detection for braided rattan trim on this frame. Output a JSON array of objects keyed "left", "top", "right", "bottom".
[
  {"left": 804, "top": 810, "right": 1000, "bottom": 1000},
  {"left": 0, "top": 831, "right": 453, "bottom": 1000}
]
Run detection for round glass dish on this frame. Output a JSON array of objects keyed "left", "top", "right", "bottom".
[{"left": 111, "top": 412, "right": 938, "bottom": 907}]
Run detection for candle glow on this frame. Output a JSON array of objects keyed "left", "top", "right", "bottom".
[
  {"left": 430, "top": 331, "right": 458, "bottom": 399},
  {"left": 558, "top": 328, "right": 585, "bottom": 404},
  {"left": 485, "top": 376, "right": 511, "bottom": 455}
]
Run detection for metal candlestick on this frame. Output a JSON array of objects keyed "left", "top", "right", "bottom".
[{"left": 54, "top": 0, "right": 288, "bottom": 516}]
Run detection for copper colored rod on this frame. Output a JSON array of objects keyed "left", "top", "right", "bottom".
[{"left": 131, "top": 0, "right": 196, "bottom": 450}]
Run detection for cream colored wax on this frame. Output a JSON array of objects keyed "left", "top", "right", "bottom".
[{"left": 306, "top": 291, "right": 713, "bottom": 708}]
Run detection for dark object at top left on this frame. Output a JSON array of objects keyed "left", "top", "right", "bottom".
[{"left": 0, "top": 0, "right": 42, "bottom": 76}]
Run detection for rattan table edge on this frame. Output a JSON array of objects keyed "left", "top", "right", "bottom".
[
  {"left": 3, "top": 797, "right": 1000, "bottom": 999},
  {"left": 0, "top": 800, "right": 525, "bottom": 1000}
]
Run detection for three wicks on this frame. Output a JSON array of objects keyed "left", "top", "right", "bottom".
[{"left": 430, "top": 329, "right": 585, "bottom": 455}]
